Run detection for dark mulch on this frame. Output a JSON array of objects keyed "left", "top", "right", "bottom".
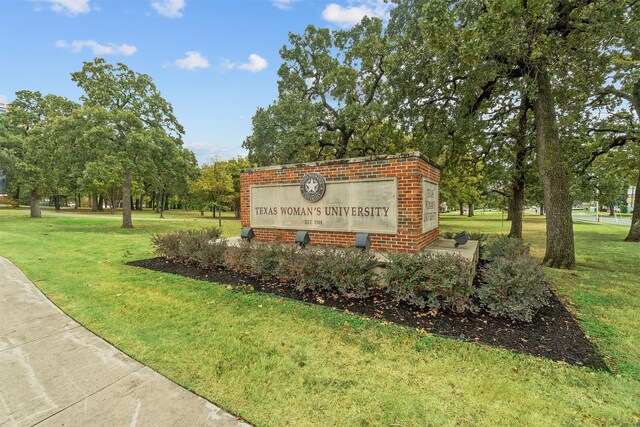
[{"left": 128, "top": 257, "right": 608, "bottom": 371}]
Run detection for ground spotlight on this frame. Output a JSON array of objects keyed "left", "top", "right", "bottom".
[
  {"left": 241, "top": 227, "right": 255, "bottom": 242},
  {"left": 454, "top": 231, "right": 469, "bottom": 248},
  {"left": 354, "top": 233, "right": 371, "bottom": 250},
  {"left": 295, "top": 230, "right": 310, "bottom": 248}
]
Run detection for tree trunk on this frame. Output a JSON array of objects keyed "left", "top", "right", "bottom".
[
  {"left": 625, "top": 171, "right": 640, "bottom": 242},
  {"left": 459, "top": 202, "right": 464, "bottom": 216},
  {"left": 54, "top": 195, "right": 61, "bottom": 211},
  {"left": 509, "top": 185, "right": 524, "bottom": 238},
  {"left": 539, "top": 204, "right": 544, "bottom": 215},
  {"left": 234, "top": 196, "right": 241, "bottom": 219},
  {"left": 509, "top": 96, "right": 529, "bottom": 239},
  {"left": 532, "top": 68, "right": 575, "bottom": 269},
  {"left": 507, "top": 197, "right": 514, "bottom": 220},
  {"left": 29, "top": 189, "right": 41, "bottom": 218},
  {"left": 218, "top": 205, "right": 222, "bottom": 227},
  {"left": 467, "top": 203, "right": 473, "bottom": 217},
  {"left": 91, "top": 194, "right": 98, "bottom": 212},
  {"left": 122, "top": 171, "right": 133, "bottom": 228},
  {"left": 97, "top": 195, "right": 104, "bottom": 212},
  {"left": 609, "top": 204, "right": 615, "bottom": 216}
]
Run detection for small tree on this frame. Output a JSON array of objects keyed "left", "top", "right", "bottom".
[{"left": 190, "top": 160, "right": 233, "bottom": 226}]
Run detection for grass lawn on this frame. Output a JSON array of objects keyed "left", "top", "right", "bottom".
[{"left": 1, "top": 208, "right": 639, "bottom": 426}]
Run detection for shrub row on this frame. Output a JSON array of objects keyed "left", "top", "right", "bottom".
[
  {"left": 151, "top": 230, "right": 379, "bottom": 299},
  {"left": 151, "top": 230, "right": 550, "bottom": 322}
]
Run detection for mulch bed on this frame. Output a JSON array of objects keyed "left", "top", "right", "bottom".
[{"left": 128, "top": 257, "right": 608, "bottom": 371}]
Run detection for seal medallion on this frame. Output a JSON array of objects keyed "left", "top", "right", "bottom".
[{"left": 300, "top": 172, "right": 326, "bottom": 202}]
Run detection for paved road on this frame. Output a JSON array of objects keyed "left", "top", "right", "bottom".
[
  {"left": 572, "top": 212, "right": 632, "bottom": 226},
  {"left": 0, "top": 256, "right": 250, "bottom": 427}
]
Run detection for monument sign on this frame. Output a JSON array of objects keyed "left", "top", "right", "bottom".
[{"left": 240, "top": 152, "right": 440, "bottom": 252}]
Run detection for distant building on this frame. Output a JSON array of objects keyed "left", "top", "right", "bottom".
[
  {"left": 629, "top": 185, "right": 636, "bottom": 210},
  {"left": 0, "top": 102, "right": 7, "bottom": 114}
]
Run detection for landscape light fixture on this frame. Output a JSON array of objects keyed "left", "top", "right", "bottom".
[
  {"left": 295, "top": 230, "right": 310, "bottom": 248},
  {"left": 454, "top": 231, "right": 469, "bottom": 248},
  {"left": 354, "top": 233, "right": 371, "bottom": 250},
  {"left": 241, "top": 227, "right": 255, "bottom": 242}
]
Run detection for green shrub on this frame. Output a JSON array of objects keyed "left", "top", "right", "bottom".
[
  {"left": 195, "top": 239, "right": 228, "bottom": 269},
  {"left": 224, "top": 241, "right": 254, "bottom": 274},
  {"left": 296, "top": 249, "right": 331, "bottom": 292},
  {"left": 150, "top": 232, "right": 182, "bottom": 260},
  {"left": 150, "top": 228, "right": 222, "bottom": 262},
  {"left": 251, "top": 243, "right": 287, "bottom": 281},
  {"left": 246, "top": 244, "right": 378, "bottom": 299},
  {"left": 483, "top": 235, "right": 530, "bottom": 261},
  {"left": 273, "top": 245, "right": 307, "bottom": 285},
  {"left": 477, "top": 255, "right": 550, "bottom": 322},
  {"left": 328, "top": 248, "right": 379, "bottom": 299},
  {"left": 177, "top": 230, "right": 210, "bottom": 261},
  {"left": 385, "top": 252, "right": 475, "bottom": 313}
]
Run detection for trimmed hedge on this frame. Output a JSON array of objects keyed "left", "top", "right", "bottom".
[
  {"left": 385, "top": 252, "right": 475, "bottom": 313},
  {"left": 151, "top": 232, "right": 378, "bottom": 299}
]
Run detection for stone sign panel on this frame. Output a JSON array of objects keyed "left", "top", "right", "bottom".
[
  {"left": 422, "top": 179, "right": 439, "bottom": 233},
  {"left": 250, "top": 178, "right": 398, "bottom": 234}
]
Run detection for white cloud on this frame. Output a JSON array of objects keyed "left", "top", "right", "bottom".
[
  {"left": 151, "top": 0, "right": 185, "bottom": 18},
  {"left": 322, "top": 0, "right": 392, "bottom": 27},
  {"left": 45, "top": 0, "right": 91, "bottom": 16},
  {"left": 272, "top": 0, "right": 297, "bottom": 10},
  {"left": 55, "top": 40, "right": 137, "bottom": 56},
  {"left": 168, "top": 51, "right": 210, "bottom": 70},
  {"left": 221, "top": 54, "right": 268, "bottom": 73}
]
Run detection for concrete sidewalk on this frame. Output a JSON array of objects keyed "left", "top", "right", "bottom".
[{"left": 0, "top": 256, "right": 250, "bottom": 427}]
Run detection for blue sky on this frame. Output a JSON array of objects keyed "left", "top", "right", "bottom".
[{"left": 0, "top": 0, "right": 392, "bottom": 164}]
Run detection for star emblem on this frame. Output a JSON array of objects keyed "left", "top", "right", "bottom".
[
  {"left": 305, "top": 178, "right": 319, "bottom": 193},
  {"left": 300, "top": 172, "right": 326, "bottom": 202}
]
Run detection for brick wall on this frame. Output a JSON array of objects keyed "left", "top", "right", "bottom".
[{"left": 240, "top": 152, "right": 440, "bottom": 252}]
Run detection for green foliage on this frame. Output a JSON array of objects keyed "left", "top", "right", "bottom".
[
  {"left": 385, "top": 252, "right": 475, "bottom": 313},
  {"left": 0, "top": 91, "right": 79, "bottom": 211},
  {"left": 483, "top": 235, "right": 530, "bottom": 261},
  {"left": 250, "top": 243, "right": 287, "bottom": 281},
  {"left": 71, "top": 58, "right": 189, "bottom": 227},
  {"left": 190, "top": 160, "right": 234, "bottom": 219},
  {"left": 223, "top": 241, "right": 254, "bottom": 274},
  {"left": 478, "top": 255, "right": 551, "bottom": 323},
  {"left": 329, "top": 249, "right": 379, "bottom": 299},
  {"left": 150, "top": 228, "right": 222, "bottom": 262},
  {"left": 244, "top": 18, "right": 404, "bottom": 165},
  {"left": 244, "top": 244, "right": 378, "bottom": 299}
]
